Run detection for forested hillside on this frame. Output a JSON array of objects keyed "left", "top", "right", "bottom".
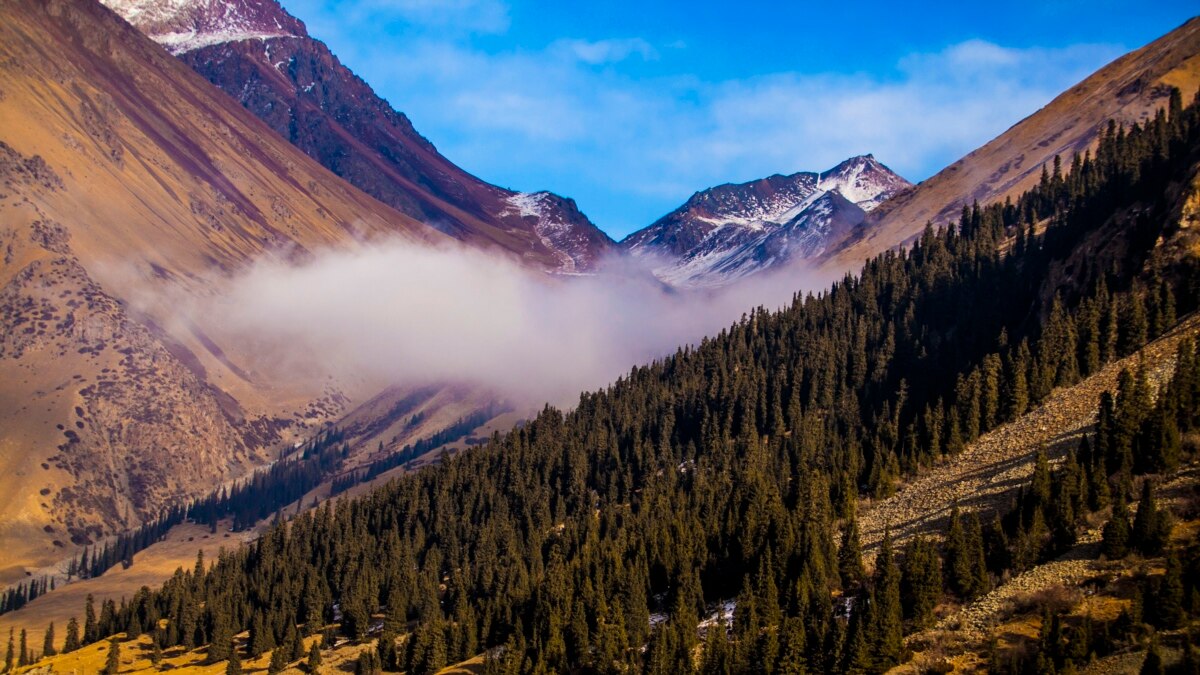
[{"left": 18, "top": 91, "right": 1200, "bottom": 674}]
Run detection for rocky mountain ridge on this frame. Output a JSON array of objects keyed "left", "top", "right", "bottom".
[{"left": 621, "top": 155, "right": 910, "bottom": 287}]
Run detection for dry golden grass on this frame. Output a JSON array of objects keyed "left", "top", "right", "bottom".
[{"left": 0, "top": 523, "right": 251, "bottom": 655}]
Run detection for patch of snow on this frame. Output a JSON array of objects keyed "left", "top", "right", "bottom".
[
  {"left": 499, "top": 192, "right": 592, "bottom": 274},
  {"left": 155, "top": 29, "right": 297, "bottom": 54}
]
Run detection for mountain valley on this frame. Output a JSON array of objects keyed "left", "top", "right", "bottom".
[{"left": 2, "top": 2, "right": 1200, "bottom": 674}]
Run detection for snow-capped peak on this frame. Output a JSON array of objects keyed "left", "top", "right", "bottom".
[
  {"left": 101, "top": 0, "right": 306, "bottom": 54},
  {"left": 620, "top": 155, "right": 911, "bottom": 288}
]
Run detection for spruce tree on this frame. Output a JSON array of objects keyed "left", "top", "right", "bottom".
[
  {"left": 42, "top": 621, "right": 56, "bottom": 658},
  {"left": 225, "top": 643, "right": 242, "bottom": 675},
  {"left": 307, "top": 640, "right": 323, "bottom": 674},
  {"left": 206, "top": 609, "right": 232, "bottom": 664},
  {"left": 103, "top": 638, "right": 121, "bottom": 675},
  {"left": 150, "top": 638, "right": 163, "bottom": 669},
  {"left": 872, "top": 532, "right": 904, "bottom": 671},
  {"left": 1102, "top": 493, "right": 1132, "bottom": 559},
  {"left": 268, "top": 645, "right": 289, "bottom": 674},
  {"left": 1132, "top": 480, "right": 1170, "bottom": 556},
  {"left": 64, "top": 617, "right": 80, "bottom": 653},
  {"left": 17, "top": 629, "right": 27, "bottom": 667},
  {"left": 900, "top": 536, "right": 943, "bottom": 630},
  {"left": 838, "top": 516, "right": 866, "bottom": 589},
  {"left": 4, "top": 628, "right": 13, "bottom": 673},
  {"left": 84, "top": 594, "right": 98, "bottom": 644},
  {"left": 1157, "top": 551, "right": 1185, "bottom": 629}
]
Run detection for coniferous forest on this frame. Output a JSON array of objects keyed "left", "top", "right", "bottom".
[{"left": 29, "top": 91, "right": 1200, "bottom": 674}]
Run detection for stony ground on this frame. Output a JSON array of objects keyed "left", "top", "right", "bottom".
[
  {"left": 862, "top": 314, "right": 1200, "bottom": 674},
  {"left": 860, "top": 313, "right": 1200, "bottom": 561}
]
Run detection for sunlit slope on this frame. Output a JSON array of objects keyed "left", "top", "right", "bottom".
[
  {"left": 822, "top": 16, "right": 1200, "bottom": 272},
  {"left": 0, "top": 0, "right": 446, "bottom": 581}
]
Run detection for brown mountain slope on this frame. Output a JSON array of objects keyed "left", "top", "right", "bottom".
[
  {"left": 101, "top": 0, "right": 617, "bottom": 273},
  {"left": 0, "top": 0, "right": 448, "bottom": 582},
  {"left": 821, "top": 16, "right": 1200, "bottom": 273}
]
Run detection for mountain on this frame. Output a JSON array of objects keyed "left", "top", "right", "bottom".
[
  {"left": 100, "top": 0, "right": 616, "bottom": 274},
  {"left": 820, "top": 16, "right": 1200, "bottom": 273},
  {"left": 11, "top": 83, "right": 1199, "bottom": 673},
  {"left": 0, "top": 0, "right": 454, "bottom": 581},
  {"left": 621, "top": 155, "right": 910, "bottom": 287}
]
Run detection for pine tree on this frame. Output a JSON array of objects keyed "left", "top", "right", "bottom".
[
  {"left": 1132, "top": 480, "right": 1170, "bottom": 556},
  {"left": 42, "top": 621, "right": 56, "bottom": 658},
  {"left": 103, "top": 638, "right": 121, "bottom": 675},
  {"left": 150, "top": 637, "right": 163, "bottom": 669},
  {"left": 838, "top": 516, "right": 866, "bottom": 589},
  {"left": 268, "top": 645, "right": 289, "bottom": 674},
  {"left": 900, "top": 535, "right": 943, "bottom": 630},
  {"left": 207, "top": 609, "right": 232, "bottom": 664},
  {"left": 872, "top": 532, "right": 904, "bottom": 671},
  {"left": 307, "top": 640, "right": 323, "bottom": 674},
  {"left": 225, "top": 643, "right": 242, "bottom": 675},
  {"left": 700, "top": 622, "right": 733, "bottom": 675},
  {"left": 85, "top": 593, "right": 98, "bottom": 644},
  {"left": 4, "top": 628, "right": 13, "bottom": 673},
  {"left": 1157, "top": 551, "right": 1185, "bottom": 629},
  {"left": 17, "top": 629, "right": 27, "bottom": 667},
  {"left": 1102, "top": 493, "right": 1132, "bottom": 559},
  {"left": 776, "top": 617, "right": 806, "bottom": 675},
  {"left": 64, "top": 617, "right": 80, "bottom": 653}
]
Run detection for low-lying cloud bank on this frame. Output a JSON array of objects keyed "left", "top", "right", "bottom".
[{"left": 191, "top": 240, "right": 830, "bottom": 406}]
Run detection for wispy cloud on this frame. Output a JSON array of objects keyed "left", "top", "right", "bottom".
[
  {"left": 157, "top": 240, "right": 830, "bottom": 406},
  {"left": 280, "top": 0, "right": 1125, "bottom": 236},
  {"left": 549, "top": 38, "right": 658, "bottom": 65}
]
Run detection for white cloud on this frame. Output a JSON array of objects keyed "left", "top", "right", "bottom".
[
  {"left": 346, "top": 38, "right": 1120, "bottom": 228},
  {"left": 168, "top": 240, "right": 831, "bottom": 407},
  {"left": 274, "top": 3, "right": 1126, "bottom": 236},
  {"left": 550, "top": 38, "right": 658, "bottom": 65}
]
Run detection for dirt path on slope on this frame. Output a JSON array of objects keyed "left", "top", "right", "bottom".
[{"left": 859, "top": 313, "right": 1200, "bottom": 562}]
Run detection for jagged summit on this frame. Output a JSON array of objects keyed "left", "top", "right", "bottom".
[{"left": 621, "top": 155, "right": 911, "bottom": 287}]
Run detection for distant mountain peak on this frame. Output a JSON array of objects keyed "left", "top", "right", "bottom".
[
  {"left": 621, "top": 156, "right": 910, "bottom": 287},
  {"left": 102, "top": 0, "right": 307, "bottom": 54}
]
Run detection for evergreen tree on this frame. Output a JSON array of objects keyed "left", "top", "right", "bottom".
[
  {"left": 84, "top": 594, "right": 98, "bottom": 644},
  {"left": 1102, "top": 493, "right": 1132, "bottom": 559},
  {"left": 104, "top": 638, "right": 121, "bottom": 675},
  {"left": 268, "top": 645, "right": 289, "bottom": 674},
  {"left": 150, "top": 637, "right": 163, "bottom": 670},
  {"left": 17, "top": 629, "right": 27, "bottom": 667},
  {"left": 307, "top": 640, "right": 323, "bottom": 674},
  {"left": 42, "top": 621, "right": 56, "bottom": 658},
  {"left": 4, "top": 628, "right": 13, "bottom": 673},
  {"left": 64, "top": 617, "right": 80, "bottom": 653},
  {"left": 207, "top": 609, "right": 232, "bottom": 664},
  {"left": 838, "top": 516, "right": 866, "bottom": 589},
  {"left": 1132, "top": 481, "right": 1170, "bottom": 556},
  {"left": 900, "top": 535, "right": 943, "bottom": 630},
  {"left": 872, "top": 532, "right": 904, "bottom": 671},
  {"left": 1157, "top": 551, "right": 1185, "bottom": 629},
  {"left": 225, "top": 643, "right": 242, "bottom": 675}
]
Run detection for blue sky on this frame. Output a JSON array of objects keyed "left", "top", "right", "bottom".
[{"left": 283, "top": 0, "right": 1197, "bottom": 239}]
